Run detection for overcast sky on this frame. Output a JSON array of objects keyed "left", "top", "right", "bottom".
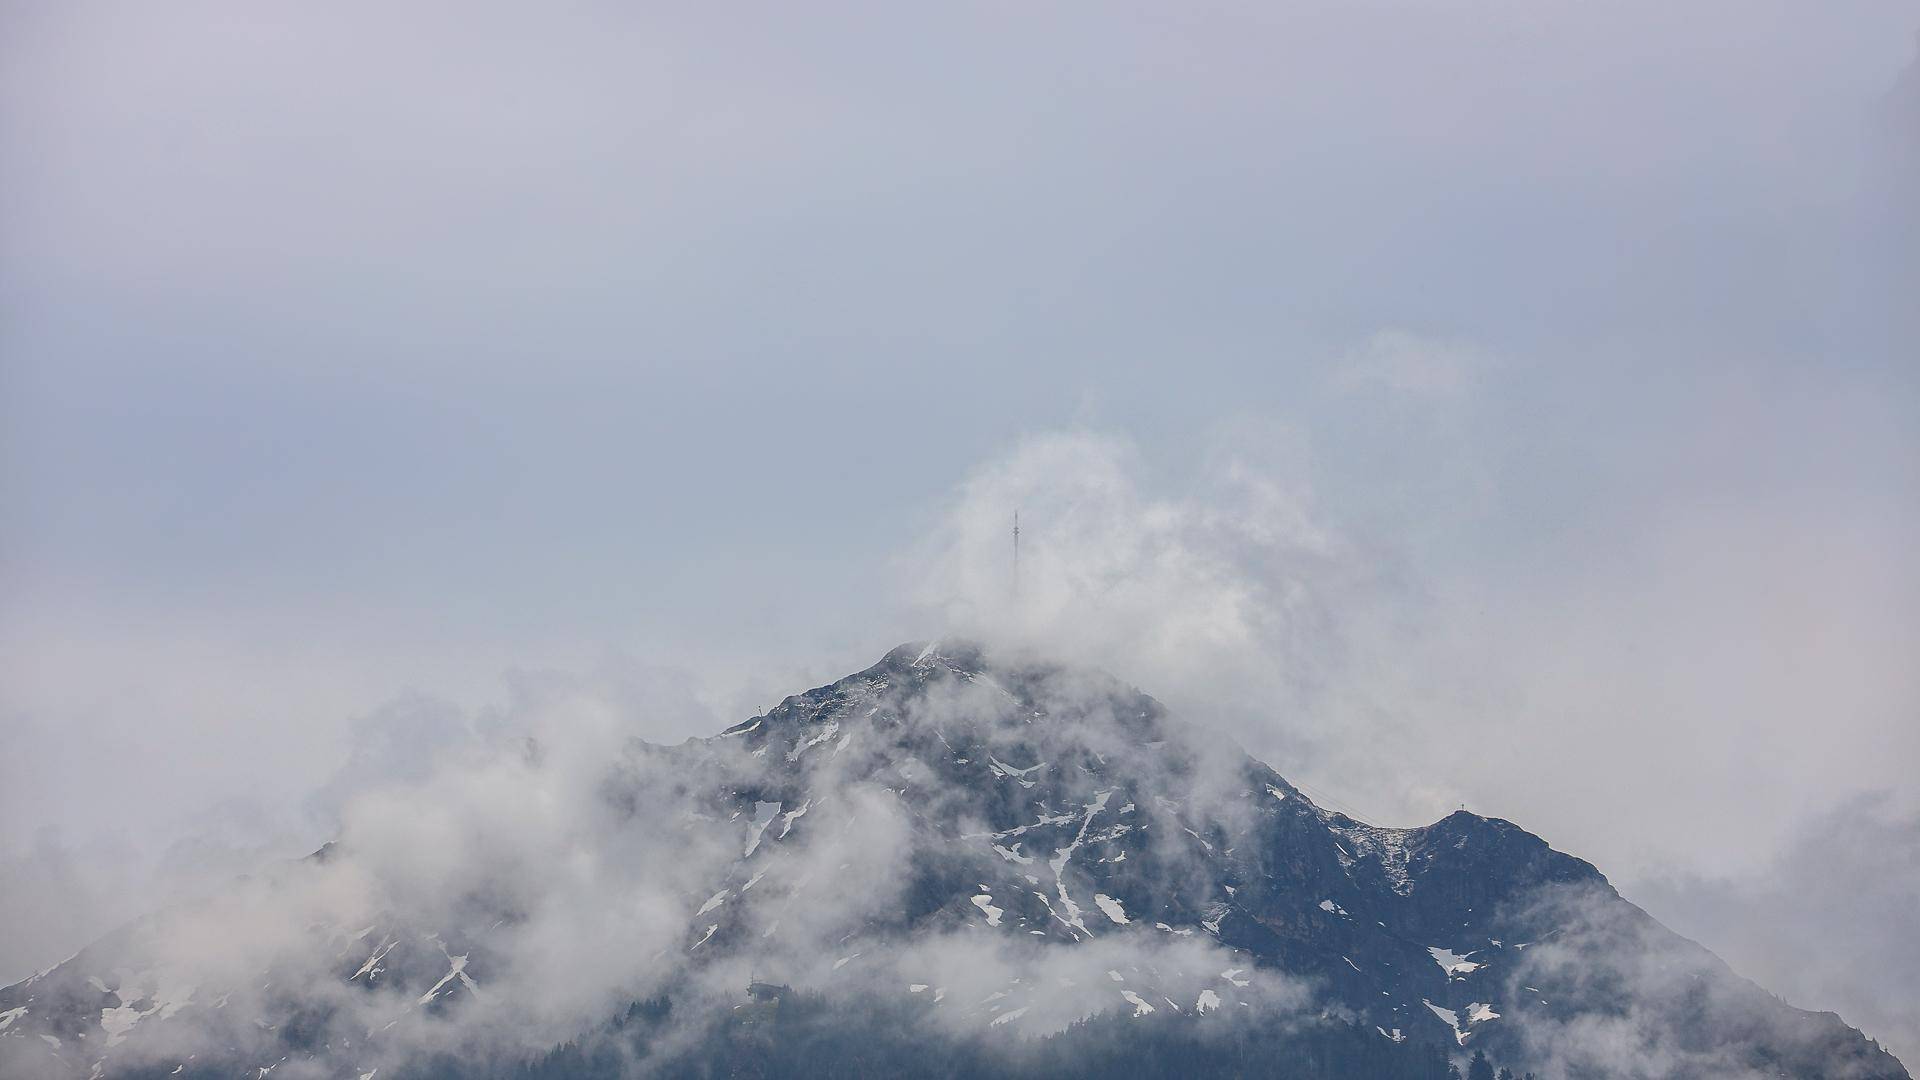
[{"left": 3, "top": 0, "right": 1917, "bottom": 1059}]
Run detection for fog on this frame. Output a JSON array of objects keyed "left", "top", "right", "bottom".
[{"left": 3, "top": 0, "right": 1916, "bottom": 1065}]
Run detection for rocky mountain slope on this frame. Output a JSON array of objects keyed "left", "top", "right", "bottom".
[{"left": 1, "top": 642, "right": 1906, "bottom": 1078}]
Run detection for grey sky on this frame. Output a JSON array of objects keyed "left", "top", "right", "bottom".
[{"left": 3, "top": 0, "right": 1917, "bottom": 1057}]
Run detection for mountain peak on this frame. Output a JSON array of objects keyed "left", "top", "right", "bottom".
[
  {"left": 0, "top": 646, "right": 1904, "bottom": 1080},
  {"left": 878, "top": 638, "right": 991, "bottom": 673}
]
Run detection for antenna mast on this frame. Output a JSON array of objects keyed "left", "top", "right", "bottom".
[{"left": 1012, "top": 510, "right": 1021, "bottom": 599}]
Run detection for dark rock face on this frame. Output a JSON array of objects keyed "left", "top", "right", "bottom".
[{"left": 1, "top": 642, "right": 1906, "bottom": 1079}]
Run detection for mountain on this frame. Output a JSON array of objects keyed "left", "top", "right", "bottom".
[{"left": 1, "top": 642, "right": 1906, "bottom": 1079}]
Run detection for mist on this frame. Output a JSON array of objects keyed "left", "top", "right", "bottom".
[{"left": 3, "top": 0, "right": 1916, "bottom": 1069}]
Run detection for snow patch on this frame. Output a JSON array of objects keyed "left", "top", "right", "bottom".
[
  {"left": 987, "top": 755, "right": 1048, "bottom": 787},
  {"left": 778, "top": 800, "right": 811, "bottom": 838},
  {"left": 417, "top": 953, "right": 477, "bottom": 1005},
  {"left": 1427, "top": 946, "right": 1481, "bottom": 977},
  {"left": 971, "top": 894, "right": 1005, "bottom": 927},
  {"left": 1047, "top": 791, "right": 1113, "bottom": 937},
  {"left": 100, "top": 1005, "right": 143, "bottom": 1045},
  {"left": 1423, "top": 1000, "right": 1467, "bottom": 1045},
  {"left": 787, "top": 722, "right": 840, "bottom": 762},
  {"left": 744, "top": 801, "right": 782, "bottom": 857},
  {"left": 992, "top": 843, "right": 1034, "bottom": 865}
]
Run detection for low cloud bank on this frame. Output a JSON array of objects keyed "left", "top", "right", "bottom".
[{"left": 1632, "top": 794, "right": 1920, "bottom": 1070}]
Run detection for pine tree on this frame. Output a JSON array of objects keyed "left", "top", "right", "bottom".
[{"left": 1467, "top": 1049, "right": 1496, "bottom": 1080}]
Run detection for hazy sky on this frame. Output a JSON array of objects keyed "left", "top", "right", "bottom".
[{"left": 3, "top": 0, "right": 1917, "bottom": 1058}]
